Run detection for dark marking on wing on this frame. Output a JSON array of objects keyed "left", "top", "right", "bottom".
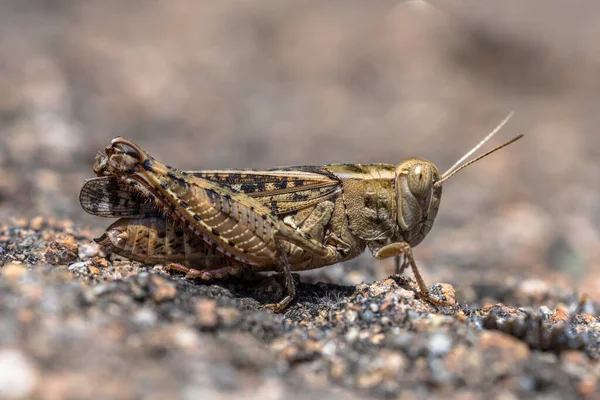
[
  {"left": 82, "top": 166, "right": 342, "bottom": 218},
  {"left": 189, "top": 166, "right": 342, "bottom": 214},
  {"left": 79, "top": 177, "right": 161, "bottom": 218},
  {"left": 141, "top": 159, "right": 153, "bottom": 171},
  {"left": 240, "top": 183, "right": 256, "bottom": 193}
]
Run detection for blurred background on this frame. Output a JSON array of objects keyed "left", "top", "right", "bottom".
[{"left": 0, "top": 0, "right": 598, "bottom": 303}]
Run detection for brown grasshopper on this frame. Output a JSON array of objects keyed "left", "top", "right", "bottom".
[{"left": 80, "top": 113, "right": 522, "bottom": 311}]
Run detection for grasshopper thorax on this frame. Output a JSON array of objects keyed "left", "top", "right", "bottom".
[{"left": 395, "top": 158, "right": 442, "bottom": 246}]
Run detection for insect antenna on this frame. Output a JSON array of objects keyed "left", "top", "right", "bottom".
[
  {"left": 442, "top": 111, "right": 514, "bottom": 178},
  {"left": 434, "top": 112, "right": 523, "bottom": 188}
]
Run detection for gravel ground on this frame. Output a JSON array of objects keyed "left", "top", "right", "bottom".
[
  {"left": 0, "top": 219, "right": 599, "bottom": 399},
  {"left": 1, "top": 1, "right": 599, "bottom": 399}
]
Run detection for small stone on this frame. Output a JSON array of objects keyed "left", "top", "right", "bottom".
[
  {"left": 29, "top": 216, "right": 45, "bottom": 230},
  {"left": 195, "top": 299, "right": 218, "bottom": 329},
  {"left": 2, "top": 262, "right": 26, "bottom": 281},
  {"left": 45, "top": 235, "right": 79, "bottom": 264},
  {"left": 579, "top": 314, "right": 595, "bottom": 324},
  {"left": 345, "top": 327, "right": 359, "bottom": 342},
  {"left": 382, "top": 278, "right": 396, "bottom": 286},
  {"left": 369, "top": 280, "right": 396, "bottom": 296},
  {"left": 361, "top": 310, "right": 375, "bottom": 323},
  {"left": 444, "top": 345, "right": 475, "bottom": 377},
  {"left": 68, "top": 261, "right": 88, "bottom": 272},
  {"left": 356, "top": 371, "right": 383, "bottom": 389},
  {"left": 478, "top": 331, "right": 529, "bottom": 360},
  {"left": 0, "top": 349, "right": 38, "bottom": 398},
  {"left": 577, "top": 377, "right": 597, "bottom": 396},
  {"left": 437, "top": 283, "right": 456, "bottom": 305},
  {"left": 483, "top": 303, "right": 519, "bottom": 315},
  {"left": 369, "top": 303, "right": 379, "bottom": 313},
  {"left": 370, "top": 333, "right": 385, "bottom": 344},
  {"left": 539, "top": 305, "right": 552, "bottom": 316},
  {"left": 561, "top": 350, "right": 587, "bottom": 368},
  {"left": 216, "top": 307, "right": 240, "bottom": 327},
  {"left": 282, "top": 345, "right": 301, "bottom": 362},
  {"left": 407, "top": 311, "right": 420, "bottom": 321},
  {"left": 149, "top": 275, "right": 177, "bottom": 303},
  {"left": 132, "top": 308, "right": 158, "bottom": 328},
  {"left": 80, "top": 288, "right": 96, "bottom": 305},
  {"left": 395, "top": 287, "right": 415, "bottom": 300},
  {"left": 378, "top": 351, "right": 407, "bottom": 378},
  {"left": 321, "top": 341, "right": 337, "bottom": 357},
  {"left": 91, "top": 256, "right": 109, "bottom": 268},
  {"left": 78, "top": 242, "right": 99, "bottom": 259},
  {"left": 345, "top": 310, "right": 358, "bottom": 324},
  {"left": 429, "top": 358, "right": 452, "bottom": 386},
  {"left": 330, "top": 360, "right": 346, "bottom": 379},
  {"left": 172, "top": 327, "right": 201, "bottom": 349},
  {"left": 87, "top": 265, "right": 100, "bottom": 275},
  {"left": 518, "top": 279, "right": 549, "bottom": 300},
  {"left": 549, "top": 306, "right": 569, "bottom": 324},
  {"left": 428, "top": 332, "right": 452, "bottom": 357}
]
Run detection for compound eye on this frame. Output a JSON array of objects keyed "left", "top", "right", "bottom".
[{"left": 407, "top": 164, "right": 432, "bottom": 199}]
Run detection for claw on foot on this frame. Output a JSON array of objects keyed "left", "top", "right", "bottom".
[
  {"left": 418, "top": 284, "right": 458, "bottom": 310},
  {"left": 263, "top": 295, "right": 293, "bottom": 313}
]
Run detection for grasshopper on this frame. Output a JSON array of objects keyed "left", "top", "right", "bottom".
[{"left": 80, "top": 113, "right": 522, "bottom": 311}]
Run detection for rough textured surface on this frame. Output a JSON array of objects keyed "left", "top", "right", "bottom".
[
  {"left": 1, "top": 1, "right": 599, "bottom": 399},
  {"left": 0, "top": 220, "right": 598, "bottom": 399}
]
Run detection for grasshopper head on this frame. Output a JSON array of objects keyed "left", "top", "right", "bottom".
[
  {"left": 395, "top": 158, "right": 442, "bottom": 246},
  {"left": 394, "top": 112, "right": 523, "bottom": 247}
]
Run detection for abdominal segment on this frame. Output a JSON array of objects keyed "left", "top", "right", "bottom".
[{"left": 95, "top": 217, "right": 244, "bottom": 269}]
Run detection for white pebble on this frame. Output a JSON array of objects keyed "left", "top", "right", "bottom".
[
  {"left": 0, "top": 349, "right": 38, "bottom": 399},
  {"left": 78, "top": 243, "right": 99, "bottom": 259},
  {"left": 68, "top": 261, "right": 88, "bottom": 272},
  {"left": 428, "top": 333, "right": 452, "bottom": 357}
]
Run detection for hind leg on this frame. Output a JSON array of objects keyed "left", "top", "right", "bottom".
[
  {"left": 167, "top": 263, "right": 244, "bottom": 280},
  {"left": 263, "top": 242, "right": 296, "bottom": 312}
]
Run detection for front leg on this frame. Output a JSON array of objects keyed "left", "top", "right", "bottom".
[{"left": 373, "top": 242, "right": 452, "bottom": 307}]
